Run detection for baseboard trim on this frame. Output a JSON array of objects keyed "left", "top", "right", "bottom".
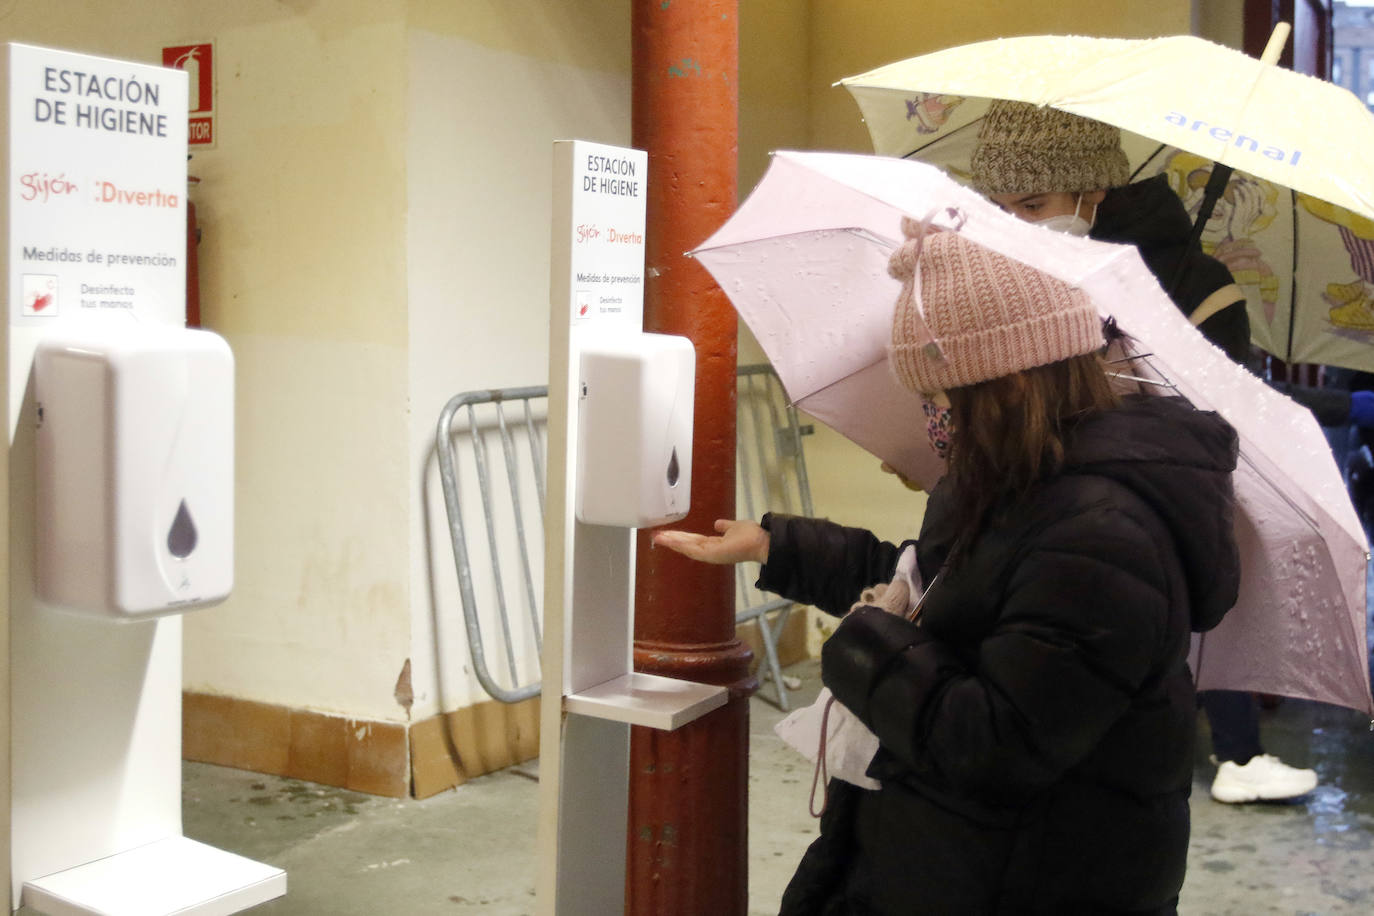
[
  {"left": 182, "top": 693, "right": 409, "bottom": 798},
  {"left": 183, "top": 615, "right": 810, "bottom": 800},
  {"left": 409, "top": 695, "right": 541, "bottom": 799}
]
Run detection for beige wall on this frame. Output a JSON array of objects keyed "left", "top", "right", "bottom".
[
  {"left": 739, "top": 0, "right": 811, "bottom": 197},
  {"left": 187, "top": 8, "right": 412, "bottom": 721},
  {"left": 2, "top": 0, "right": 632, "bottom": 727},
  {"left": 405, "top": 2, "right": 631, "bottom": 719},
  {"left": 0, "top": 1, "right": 415, "bottom": 722},
  {"left": 1198, "top": 0, "right": 1248, "bottom": 49},
  {"left": 735, "top": 1, "right": 810, "bottom": 379}
]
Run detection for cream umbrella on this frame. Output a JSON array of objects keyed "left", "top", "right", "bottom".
[{"left": 838, "top": 27, "right": 1374, "bottom": 371}]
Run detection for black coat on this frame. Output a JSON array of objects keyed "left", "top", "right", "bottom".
[
  {"left": 765, "top": 396, "right": 1240, "bottom": 915},
  {"left": 1092, "top": 175, "right": 1251, "bottom": 364},
  {"left": 1095, "top": 176, "right": 1352, "bottom": 427}
]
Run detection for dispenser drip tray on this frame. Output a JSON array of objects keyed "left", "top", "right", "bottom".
[{"left": 22, "top": 836, "right": 286, "bottom": 915}]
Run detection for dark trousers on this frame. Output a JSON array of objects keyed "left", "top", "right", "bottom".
[{"left": 1201, "top": 689, "right": 1262, "bottom": 764}]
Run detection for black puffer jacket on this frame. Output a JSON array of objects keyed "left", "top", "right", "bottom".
[
  {"left": 765, "top": 396, "right": 1239, "bottom": 916},
  {"left": 1093, "top": 175, "right": 1250, "bottom": 364},
  {"left": 1095, "top": 176, "right": 1352, "bottom": 429}
]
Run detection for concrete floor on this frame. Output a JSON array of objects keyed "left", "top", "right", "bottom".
[{"left": 171, "top": 658, "right": 1374, "bottom": 916}]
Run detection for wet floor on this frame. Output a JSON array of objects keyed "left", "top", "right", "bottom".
[
  {"left": 160, "top": 655, "right": 1374, "bottom": 916},
  {"left": 1186, "top": 695, "right": 1374, "bottom": 914}
]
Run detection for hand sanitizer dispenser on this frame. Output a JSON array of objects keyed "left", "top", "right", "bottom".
[
  {"left": 577, "top": 332, "right": 694, "bottom": 528},
  {"left": 34, "top": 323, "right": 234, "bottom": 618}
]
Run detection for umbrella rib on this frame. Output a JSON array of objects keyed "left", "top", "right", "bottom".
[
  {"left": 1106, "top": 372, "right": 1176, "bottom": 389},
  {"left": 1283, "top": 185, "right": 1299, "bottom": 365},
  {"left": 1113, "top": 347, "right": 1322, "bottom": 531},
  {"left": 1234, "top": 448, "right": 1322, "bottom": 533},
  {"left": 689, "top": 225, "right": 899, "bottom": 257},
  {"left": 783, "top": 359, "right": 893, "bottom": 409},
  {"left": 843, "top": 227, "right": 900, "bottom": 251},
  {"left": 1112, "top": 349, "right": 1179, "bottom": 392},
  {"left": 900, "top": 117, "right": 983, "bottom": 161},
  {"left": 1128, "top": 143, "right": 1170, "bottom": 182}
]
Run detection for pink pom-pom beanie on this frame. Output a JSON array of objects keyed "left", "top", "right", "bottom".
[{"left": 887, "top": 220, "right": 1104, "bottom": 393}]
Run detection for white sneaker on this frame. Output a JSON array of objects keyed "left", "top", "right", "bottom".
[{"left": 1210, "top": 754, "right": 1318, "bottom": 803}]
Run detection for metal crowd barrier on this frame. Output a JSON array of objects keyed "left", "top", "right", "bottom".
[
  {"left": 435, "top": 386, "right": 547, "bottom": 704},
  {"left": 733, "top": 364, "right": 814, "bottom": 709},
  {"left": 434, "top": 365, "right": 813, "bottom": 709}
]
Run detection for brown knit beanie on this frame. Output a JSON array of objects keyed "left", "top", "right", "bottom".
[
  {"left": 970, "top": 100, "right": 1130, "bottom": 195},
  {"left": 888, "top": 218, "right": 1104, "bottom": 393}
]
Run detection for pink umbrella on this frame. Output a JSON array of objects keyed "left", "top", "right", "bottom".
[{"left": 691, "top": 150, "right": 1372, "bottom": 716}]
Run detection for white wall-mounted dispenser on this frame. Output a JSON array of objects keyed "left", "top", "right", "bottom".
[
  {"left": 34, "top": 323, "right": 234, "bottom": 618},
  {"left": 576, "top": 332, "right": 694, "bottom": 528}
]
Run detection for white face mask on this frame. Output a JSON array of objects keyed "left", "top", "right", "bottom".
[{"left": 1035, "top": 193, "right": 1095, "bottom": 237}]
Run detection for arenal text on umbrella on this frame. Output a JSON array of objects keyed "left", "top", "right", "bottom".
[
  {"left": 583, "top": 153, "right": 641, "bottom": 197},
  {"left": 1165, "top": 111, "right": 1301, "bottom": 165}
]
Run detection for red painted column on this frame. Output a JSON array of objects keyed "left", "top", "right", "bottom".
[{"left": 628, "top": 2, "right": 754, "bottom": 914}]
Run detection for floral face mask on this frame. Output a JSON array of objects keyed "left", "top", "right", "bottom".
[{"left": 922, "top": 399, "right": 953, "bottom": 461}]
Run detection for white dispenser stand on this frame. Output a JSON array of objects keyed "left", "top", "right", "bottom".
[
  {"left": 534, "top": 140, "right": 726, "bottom": 916},
  {"left": 4, "top": 43, "right": 284, "bottom": 914}
]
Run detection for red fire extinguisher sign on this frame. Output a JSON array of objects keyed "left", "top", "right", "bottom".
[{"left": 162, "top": 42, "right": 215, "bottom": 148}]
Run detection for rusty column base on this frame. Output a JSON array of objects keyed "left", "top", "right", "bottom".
[{"left": 628, "top": 639, "right": 756, "bottom": 914}]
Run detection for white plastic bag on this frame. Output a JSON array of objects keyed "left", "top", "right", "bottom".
[
  {"left": 773, "top": 546, "right": 927, "bottom": 808},
  {"left": 774, "top": 686, "right": 883, "bottom": 793}
]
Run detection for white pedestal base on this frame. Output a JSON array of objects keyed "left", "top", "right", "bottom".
[
  {"left": 21, "top": 837, "right": 286, "bottom": 916},
  {"left": 564, "top": 672, "right": 728, "bottom": 730}
]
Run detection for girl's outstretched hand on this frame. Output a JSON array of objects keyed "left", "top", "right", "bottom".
[{"left": 653, "top": 519, "right": 770, "bottom": 566}]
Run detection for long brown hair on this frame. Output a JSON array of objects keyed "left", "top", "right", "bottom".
[{"left": 942, "top": 352, "right": 1121, "bottom": 565}]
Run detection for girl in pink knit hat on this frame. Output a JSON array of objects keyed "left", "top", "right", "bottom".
[
  {"left": 970, "top": 101, "right": 1323, "bottom": 810},
  {"left": 657, "top": 223, "right": 1240, "bottom": 915}
]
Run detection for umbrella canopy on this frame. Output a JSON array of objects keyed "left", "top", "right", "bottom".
[
  {"left": 1142, "top": 149, "right": 1374, "bottom": 370},
  {"left": 692, "top": 149, "right": 1372, "bottom": 715},
  {"left": 839, "top": 33, "right": 1374, "bottom": 372}
]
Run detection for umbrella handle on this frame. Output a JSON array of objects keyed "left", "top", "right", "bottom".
[
  {"left": 1261, "top": 22, "right": 1291, "bottom": 67},
  {"left": 1168, "top": 24, "right": 1287, "bottom": 301},
  {"left": 1168, "top": 163, "right": 1234, "bottom": 300}
]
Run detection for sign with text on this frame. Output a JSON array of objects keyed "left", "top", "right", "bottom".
[
  {"left": 5, "top": 42, "right": 188, "bottom": 426},
  {"left": 162, "top": 42, "right": 214, "bottom": 148},
  {"left": 551, "top": 139, "right": 647, "bottom": 333}
]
